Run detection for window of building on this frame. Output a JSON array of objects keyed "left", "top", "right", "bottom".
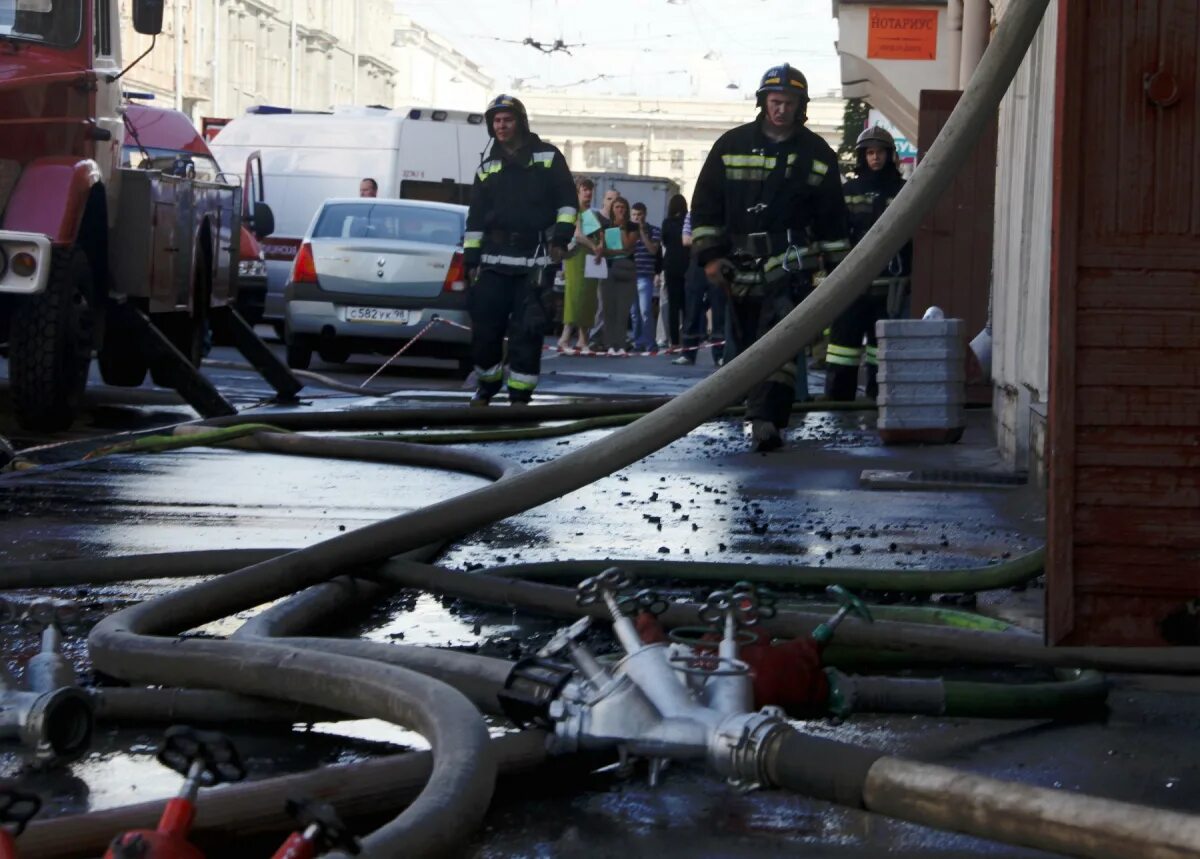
[
  {"left": 670, "top": 149, "right": 684, "bottom": 170},
  {"left": 583, "top": 142, "right": 628, "bottom": 172}
]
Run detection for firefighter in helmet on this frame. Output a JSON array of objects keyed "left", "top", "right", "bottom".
[
  {"left": 463, "top": 95, "right": 578, "bottom": 405},
  {"left": 824, "top": 124, "right": 912, "bottom": 401},
  {"left": 690, "top": 64, "right": 851, "bottom": 451}
]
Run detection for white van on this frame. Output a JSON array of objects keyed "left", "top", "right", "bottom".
[
  {"left": 211, "top": 105, "right": 490, "bottom": 326},
  {"left": 580, "top": 173, "right": 680, "bottom": 230}
]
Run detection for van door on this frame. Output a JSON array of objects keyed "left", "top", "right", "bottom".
[{"left": 397, "top": 120, "right": 468, "bottom": 204}]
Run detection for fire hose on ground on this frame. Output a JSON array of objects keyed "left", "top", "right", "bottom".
[{"left": 9, "top": 2, "right": 1200, "bottom": 857}]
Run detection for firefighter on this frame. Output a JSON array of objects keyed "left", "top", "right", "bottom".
[
  {"left": 691, "top": 64, "right": 851, "bottom": 451},
  {"left": 463, "top": 95, "right": 578, "bottom": 405},
  {"left": 824, "top": 125, "right": 912, "bottom": 401}
]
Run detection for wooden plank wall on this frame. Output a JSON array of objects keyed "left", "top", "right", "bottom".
[
  {"left": 911, "top": 90, "right": 997, "bottom": 405},
  {"left": 1049, "top": 0, "right": 1200, "bottom": 645}
]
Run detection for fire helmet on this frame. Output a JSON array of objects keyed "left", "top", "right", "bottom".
[
  {"left": 855, "top": 125, "right": 898, "bottom": 169},
  {"left": 484, "top": 94, "right": 529, "bottom": 138},
  {"left": 755, "top": 64, "right": 809, "bottom": 109},
  {"left": 855, "top": 125, "right": 896, "bottom": 152}
]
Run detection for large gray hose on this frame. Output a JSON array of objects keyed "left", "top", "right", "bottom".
[
  {"left": 762, "top": 729, "right": 1200, "bottom": 858},
  {"left": 84, "top": 438, "right": 524, "bottom": 858},
  {"left": 18, "top": 731, "right": 549, "bottom": 859},
  {"left": 92, "top": 687, "right": 344, "bottom": 724},
  {"left": 88, "top": 624, "right": 495, "bottom": 858}
]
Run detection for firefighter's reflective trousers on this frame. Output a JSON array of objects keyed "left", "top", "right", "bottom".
[
  {"left": 469, "top": 265, "right": 550, "bottom": 401},
  {"left": 728, "top": 270, "right": 813, "bottom": 428}
]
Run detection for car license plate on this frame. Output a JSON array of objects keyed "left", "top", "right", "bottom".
[{"left": 346, "top": 306, "right": 411, "bottom": 324}]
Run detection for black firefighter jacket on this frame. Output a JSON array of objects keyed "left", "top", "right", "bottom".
[
  {"left": 464, "top": 133, "right": 578, "bottom": 273},
  {"left": 690, "top": 119, "right": 851, "bottom": 288},
  {"left": 842, "top": 166, "right": 912, "bottom": 282}
]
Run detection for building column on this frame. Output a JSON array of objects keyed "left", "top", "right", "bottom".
[
  {"left": 946, "top": 0, "right": 964, "bottom": 89},
  {"left": 959, "top": 0, "right": 989, "bottom": 87}
]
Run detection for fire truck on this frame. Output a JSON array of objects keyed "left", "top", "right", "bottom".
[{"left": 0, "top": 0, "right": 298, "bottom": 431}]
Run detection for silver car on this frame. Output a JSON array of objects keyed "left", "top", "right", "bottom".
[{"left": 283, "top": 198, "right": 471, "bottom": 372}]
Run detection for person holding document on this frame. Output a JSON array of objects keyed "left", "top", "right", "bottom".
[{"left": 597, "top": 197, "right": 638, "bottom": 355}]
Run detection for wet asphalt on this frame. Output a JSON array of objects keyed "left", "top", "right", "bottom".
[{"left": 0, "top": 334, "right": 1195, "bottom": 857}]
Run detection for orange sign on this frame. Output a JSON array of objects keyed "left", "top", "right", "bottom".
[{"left": 867, "top": 8, "right": 939, "bottom": 61}]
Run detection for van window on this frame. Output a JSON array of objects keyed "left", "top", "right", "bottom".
[
  {"left": 400, "top": 180, "right": 471, "bottom": 206},
  {"left": 93, "top": 0, "right": 111, "bottom": 56},
  {"left": 314, "top": 203, "right": 464, "bottom": 246},
  {"left": 0, "top": 0, "right": 83, "bottom": 46},
  {"left": 121, "top": 145, "right": 220, "bottom": 182}
]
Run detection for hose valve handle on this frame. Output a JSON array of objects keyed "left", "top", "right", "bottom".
[
  {"left": 699, "top": 582, "right": 772, "bottom": 634},
  {"left": 732, "top": 581, "right": 777, "bottom": 621},
  {"left": 615, "top": 588, "right": 669, "bottom": 618},
  {"left": 811, "top": 585, "right": 874, "bottom": 647},
  {"left": 283, "top": 797, "right": 362, "bottom": 855},
  {"left": 157, "top": 725, "right": 246, "bottom": 799},
  {"left": 536, "top": 616, "right": 592, "bottom": 660},
  {"left": 538, "top": 617, "right": 610, "bottom": 686},
  {"left": 577, "top": 567, "right": 633, "bottom": 621}
]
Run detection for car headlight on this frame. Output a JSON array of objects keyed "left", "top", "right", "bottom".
[{"left": 238, "top": 258, "right": 267, "bottom": 278}]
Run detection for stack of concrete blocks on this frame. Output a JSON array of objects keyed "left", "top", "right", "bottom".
[{"left": 875, "top": 316, "right": 966, "bottom": 444}]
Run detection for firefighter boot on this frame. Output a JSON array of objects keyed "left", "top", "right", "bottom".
[
  {"left": 823, "top": 365, "right": 859, "bottom": 402},
  {"left": 472, "top": 375, "right": 504, "bottom": 407},
  {"left": 864, "top": 363, "right": 879, "bottom": 400},
  {"left": 750, "top": 420, "right": 783, "bottom": 453}
]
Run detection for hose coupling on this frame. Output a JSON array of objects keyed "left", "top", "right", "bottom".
[
  {"left": 707, "top": 709, "right": 789, "bottom": 791},
  {"left": 497, "top": 656, "right": 575, "bottom": 730}
]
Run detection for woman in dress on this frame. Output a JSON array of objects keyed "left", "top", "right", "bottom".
[{"left": 559, "top": 177, "right": 602, "bottom": 352}]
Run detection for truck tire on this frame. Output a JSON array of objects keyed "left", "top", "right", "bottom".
[
  {"left": 97, "top": 308, "right": 148, "bottom": 387},
  {"left": 150, "top": 249, "right": 210, "bottom": 387},
  {"left": 9, "top": 247, "right": 95, "bottom": 431}
]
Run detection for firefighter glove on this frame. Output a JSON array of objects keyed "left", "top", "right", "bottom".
[{"left": 704, "top": 258, "right": 734, "bottom": 291}]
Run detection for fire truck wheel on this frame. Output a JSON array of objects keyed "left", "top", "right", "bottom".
[
  {"left": 286, "top": 335, "right": 314, "bottom": 370},
  {"left": 149, "top": 259, "right": 210, "bottom": 387},
  {"left": 9, "top": 247, "right": 94, "bottom": 431},
  {"left": 98, "top": 311, "right": 148, "bottom": 387}
]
